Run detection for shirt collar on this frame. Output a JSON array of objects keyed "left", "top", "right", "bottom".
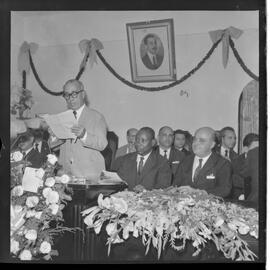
[
  {"left": 159, "top": 147, "right": 171, "bottom": 156},
  {"left": 221, "top": 145, "right": 229, "bottom": 155},
  {"left": 137, "top": 150, "right": 152, "bottom": 163},
  {"left": 147, "top": 51, "right": 156, "bottom": 63},
  {"left": 194, "top": 152, "right": 212, "bottom": 164},
  {"left": 73, "top": 104, "right": 85, "bottom": 120}
]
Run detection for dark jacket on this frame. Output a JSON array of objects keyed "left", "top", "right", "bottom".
[
  {"left": 141, "top": 53, "right": 163, "bottom": 70},
  {"left": 214, "top": 146, "right": 238, "bottom": 161},
  {"left": 24, "top": 148, "right": 44, "bottom": 168},
  {"left": 173, "top": 152, "right": 232, "bottom": 198},
  {"left": 115, "top": 151, "right": 172, "bottom": 191}
]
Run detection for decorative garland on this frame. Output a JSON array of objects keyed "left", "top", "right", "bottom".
[
  {"left": 229, "top": 37, "right": 259, "bottom": 81},
  {"left": 26, "top": 33, "right": 259, "bottom": 96}
]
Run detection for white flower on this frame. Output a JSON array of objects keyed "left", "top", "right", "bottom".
[
  {"left": 26, "top": 210, "right": 36, "bottom": 218},
  {"left": 39, "top": 241, "right": 51, "bottom": 254},
  {"left": 19, "top": 249, "right": 32, "bottom": 260},
  {"left": 111, "top": 196, "right": 128, "bottom": 214},
  {"left": 214, "top": 217, "right": 224, "bottom": 228},
  {"left": 47, "top": 154, "right": 58, "bottom": 165},
  {"left": 45, "top": 177, "right": 55, "bottom": 187},
  {"left": 106, "top": 223, "right": 117, "bottom": 236},
  {"left": 42, "top": 187, "right": 52, "bottom": 198},
  {"left": 238, "top": 225, "right": 250, "bottom": 235},
  {"left": 46, "top": 190, "right": 59, "bottom": 204},
  {"left": 228, "top": 222, "right": 238, "bottom": 231},
  {"left": 14, "top": 205, "right": 23, "bottom": 214},
  {"left": 97, "top": 194, "right": 111, "bottom": 209},
  {"left": 60, "top": 174, "right": 70, "bottom": 184},
  {"left": 25, "top": 229, "right": 37, "bottom": 241},
  {"left": 10, "top": 239, "right": 20, "bottom": 254},
  {"left": 49, "top": 203, "right": 59, "bottom": 215},
  {"left": 35, "top": 211, "right": 43, "bottom": 219},
  {"left": 35, "top": 168, "right": 45, "bottom": 179},
  {"left": 11, "top": 151, "right": 23, "bottom": 162},
  {"left": 25, "top": 196, "right": 39, "bottom": 208},
  {"left": 111, "top": 235, "right": 124, "bottom": 244},
  {"left": 11, "top": 185, "right": 24, "bottom": 197}
]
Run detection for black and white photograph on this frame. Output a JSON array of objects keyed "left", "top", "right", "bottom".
[{"left": 0, "top": 0, "right": 266, "bottom": 266}]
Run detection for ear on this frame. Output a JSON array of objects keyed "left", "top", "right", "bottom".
[
  {"left": 210, "top": 141, "right": 216, "bottom": 150},
  {"left": 151, "top": 139, "right": 156, "bottom": 147}
]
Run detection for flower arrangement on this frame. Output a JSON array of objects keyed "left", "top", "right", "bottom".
[
  {"left": 10, "top": 152, "right": 77, "bottom": 261},
  {"left": 82, "top": 186, "right": 258, "bottom": 261}
]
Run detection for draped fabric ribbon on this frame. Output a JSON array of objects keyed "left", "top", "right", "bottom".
[
  {"left": 209, "top": 26, "right": 243, "bottom": 68},
  {"left": 78, "top": 39, "right": 104, "bottom": 71},
  {"left": 18, "top": 41, "right": 39, "bottom": 74}
]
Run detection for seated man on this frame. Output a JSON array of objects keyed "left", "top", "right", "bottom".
[
  {"left": 155, "top": 126, "right": 185, "bottom": 183},
  {"left": 17, "top": 130, "right": 44, "bottom": 168},
  {"left": 173, "top": 127, "right": 232, "bottom": 198},
  {"left": 173, "top": 129, "right": 192, "bottom": 156},
  {"left": 214, "top": 126, "right": 238, "bottom": 161},
  {"left": 113, "top": 127, "right": 171, "bottom": 191},
  {"left": 115, "top": 128, "right": 138, "bottom": 159}
]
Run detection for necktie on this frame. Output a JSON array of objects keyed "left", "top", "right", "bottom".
[
  {"left": 35, "top": 143, "right": 39, "bottom": 152},
  {"left": 138, "top": 156, "right": 144, "bottom": 176},
  {"left": 193, "top": 158, "right": 203, "bottom": 182},
  {"left": 73, "top": 110, "right": 77, "bottom": 119},
  {"left": 22, "top": 151, "right": 26, "bottom": 158},
  {"left": 153, "top": 56, "right": 157, "bottom": 66},
  {"left": 225, "top": 150, "right": 228, "bottom": 158},
  {"left": 163, "top": 150, "right": 168, "bottom": 159}
]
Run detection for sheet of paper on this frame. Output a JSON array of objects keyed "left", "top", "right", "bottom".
[
  {"left": 41, "top": 111, "right": 77, "bottom": 139},
  {"left": 22, "top": 167, "right": 43, "bottom": 193},
  {"left": 98, "top": 170, "right": 126, "bottom": 185}
]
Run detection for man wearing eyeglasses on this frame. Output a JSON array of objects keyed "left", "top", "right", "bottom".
[
  {"left": 51, "top": 79, "right": 108, "bottom": 180},
  {"left": 173, "top": 127, "right": 232, "bottom": 198}
]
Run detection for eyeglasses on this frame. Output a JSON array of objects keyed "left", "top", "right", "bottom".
[{"left": 63, "top": 90, "right": 83, "bottom": 100}]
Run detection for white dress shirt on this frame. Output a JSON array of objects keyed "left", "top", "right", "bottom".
[
  {"left": 192, "top": 153, "right": 212, "bottom": 181},
  {"left": 220, "top": 146, "right": 230, "bottom": 157},
  {"left": 159, "top": 147, "right": 171, "bottom": 160},
  {"left": 34, "top": 141, "right": 42, "bottom": 152},
  {"left": 136, "top": 151, "right": 152, "bottom": 170},
  {"left": 147, "top": 51, "right": 157, "bottom": 65},
  {"left": 72, "top": 104, "right": 87, "bottom": 142}
]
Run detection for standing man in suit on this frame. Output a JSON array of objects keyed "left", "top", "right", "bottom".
[
  {"left": 155, "top": 126, "right": 185, "bottom": 182},
  {"left": 115, "top": 128, "right": 138, "bottom": 159},
  {"left": 141, "top": 34, "right": 163, "bottom": 70},
  {"left": 32, "top": 129, "right": 51, "bottom": 164},
  {"left": 173, "top": 129, "right": 192, "bottom": 156},
  {"left": 49, "top": 79, "right": 108, "bottom": 179},
  {"left": 17, "top": 130, "right": 43, "bottom": 168},
  {"left": 114, "top": 127, "right": 171, "bottom": 191},
  {"left": 173, "top": 127, "right": 232, "bottom": 198},
  {"left": 214, "top": 126, "right": 238, "bottom": 161}
]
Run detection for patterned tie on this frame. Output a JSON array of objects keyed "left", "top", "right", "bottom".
[
  {"left": 73, "top": 110, "right": 77, "bottom": 119},
  {"left": 163, "top": 150, "right": 168, "bottom": 159},
  {"left": 193, "top": 158, "right": 203, "bottom": 182},
  {"left": 138, "top": 156, "right": 144, "bottom": 176}
]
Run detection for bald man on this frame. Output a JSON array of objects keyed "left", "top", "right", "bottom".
[
  {"left": 115, "top": 128, "right": 138, "bottom": 159},
  {"left": 155, "top": 126, "right": 185, "bottom": 183},
  {"left": 173, "top": 127, "right": 232, "bottom": 198},
  {"left": 49, "top": 79, "right": 108, "bottom": 179},
  {"left": 114, "top": 127, "right": 172, "bottom": 191}
]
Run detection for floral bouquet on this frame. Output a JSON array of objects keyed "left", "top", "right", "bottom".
[
  {"left": 82, "top": 186, "right": 258, "bottom": 261},
  {"left": 10, "top": 152, "right": 77, "bottom": 261}
]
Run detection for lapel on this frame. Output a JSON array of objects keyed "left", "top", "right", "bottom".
[
  {"left": 126, "top": 153, "right": 138, "bottom": 186},
  {"left": 184, "top": 154, "right": 195, "bottom": 184},
  {"left": 169, "top": 147, "right": 175, "bottom": 163},
  {"left": 78, "top": 105, "right": 88, "bottom": 127},
  {"left": 194, "top": 153, "right": 218, "bottom": 183},
  {"left": 24, "top": 148, "right": 35, "bottom": 161}
]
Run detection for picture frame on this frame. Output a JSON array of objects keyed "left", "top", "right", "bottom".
[{"left": 126, "top": 18, "right": 177, "bottom": 83}]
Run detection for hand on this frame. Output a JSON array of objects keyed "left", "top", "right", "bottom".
[
  {"left": 71, "top": 125, "right": 86, "bottom": 138},
  {"left": 48, "top": 127, "right": 56, "bottom": 138},
  {"left": 133, "top": 185, "right": 145, "bottom": 193}
]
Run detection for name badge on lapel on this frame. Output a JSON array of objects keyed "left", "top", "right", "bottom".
[{"left": 206, "top": 173, "right": 215, "bottom": 180}]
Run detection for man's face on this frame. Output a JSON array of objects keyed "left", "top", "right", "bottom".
[
  {"left": 174, "top": 133, "right": 186, "bottom": 149},
  {"left": 158, "top": 127, "right": 174, "bottom": 149},
  {"left": 146, "top": 37, "right": 158, "bottom": 55},
  {"left": 192, "top": 129, "right": 215, "bottom": 158},
  {"left": 135, "top": 131, "right": 154, "bottom": 156},
  {"left": 127, "top": 129, "right": 138, "bottom": 145},
  {"left": 63, "top": 82, "right": 85, "bottom": 110},
  {"left": 222, "top": 130, "right": 236, "bottom": 149}
]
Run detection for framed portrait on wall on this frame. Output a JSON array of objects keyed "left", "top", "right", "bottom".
[{"left": 126, "top": 19, "right": 177, "bottom": 83}]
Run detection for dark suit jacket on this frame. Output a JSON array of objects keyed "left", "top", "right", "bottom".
[
  {"left": 173, "top": 152, "right": 232, "bottom": 198},
  {"left": 141, "top": 53, "right": 163, "bottom": 70},
  {"left": 116, "top": 151, "right": 172, "bottom": 191},
  {"left": 35, "top": 140, "right": 51, "bottom": 164},
  {"left": 24, "top": 148, "right": 44, "bottom": 168},
  {"left": 176, "top": 147, "right": 191, "bottom": 157},
  {"left": 154, "top": 146, "right": 185, "bottom": 182}
]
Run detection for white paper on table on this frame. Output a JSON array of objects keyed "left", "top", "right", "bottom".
[
  {"left": 22, "top": 167, "right": 43, "bottom": 193},
  {"left": 98, "top": 170, "right": 126, "bottom": 185},
  {"left": 41, "top": 111, "right": 77, "bottom": 139}
]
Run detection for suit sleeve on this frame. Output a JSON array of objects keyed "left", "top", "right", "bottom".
[
  {"left": 156, "top": 160, "right": 172, "bottom": 189},
  {"left": 207, "top": 160, "right": 232, "bottom": 198},
  {"left": 81, "top": 114, "right": 108, "bottom": 151}
]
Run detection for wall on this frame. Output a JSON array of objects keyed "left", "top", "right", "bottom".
[{"left": 11, "top": 11, "right": 259, "bottom": 147}]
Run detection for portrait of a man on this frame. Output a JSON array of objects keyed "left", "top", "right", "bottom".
[{"left": 141, "top": 34, "right": 164, "bottom": 70}]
